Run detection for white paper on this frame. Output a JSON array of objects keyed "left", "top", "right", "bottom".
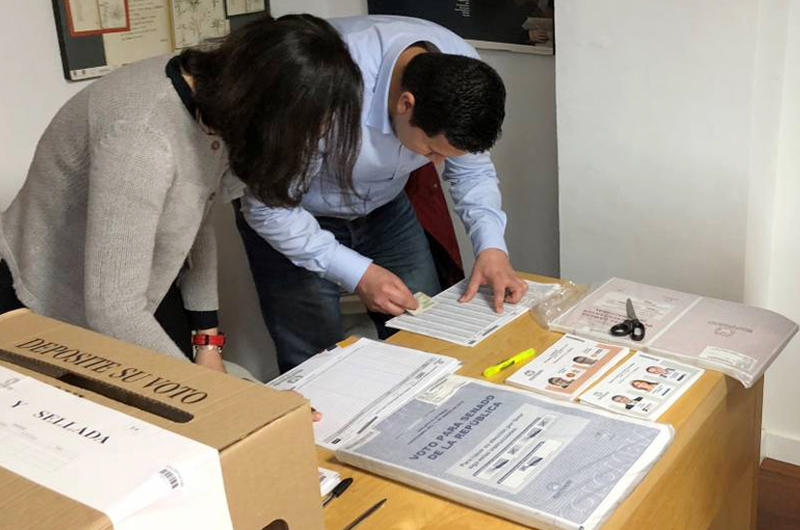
[
  {"left": 387, "top": 279, "right": 561, "bottom": 346},
  {"left": 550, "top": 278, "right": 701, "bottom": 349},
  {"left": 267, "top": 338, "right": 462, "bottom": 450},
  {"left": 103, "top": 0, "right": 172, "bottom": 68},
  {"left": 318, "top": 467, "right": 341, "bottom": 497},
  {"left": 99, "top": 0, "right": 128, "bottom": 29},
  {"left": 171, "top": 0, "right": 230, "bottom": 49},
  {"left": 70, "top": 0, "right": 128, "bottom": 33},
  {"left": 699, "top": 346, "right": 757, "bottom": 371},
  {"left": 647, "top": 296, "right": 797, "bottom": 386},
  {"left": 579, "top": 352, "right": 704, "bottom": 422},
  {"left": 550, "top": 277, "right": 798, "bottom": 387},
  {"left": 70, "top": 0, "right": 103, "bottom": 33},
  {"left": 225, "top": 0, "right": 265, "bottom": 16},
  {"left": 505, "top": 334, "right": 629, "bottom": 401},
  {"left": 337, "top": 376, "right": 673, "bottom": 530},
  {"left": 0, "top": 366, "right": 232, "bottom": 530}
]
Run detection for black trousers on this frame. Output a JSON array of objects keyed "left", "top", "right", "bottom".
[{"left": 0, "top": 260, "right": 193, "bottom": 360}]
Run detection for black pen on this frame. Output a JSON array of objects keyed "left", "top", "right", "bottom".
[
  {"left": 341, "top": 498, "right": 387, "bottom": 530},
  {"left": 323, "top": 477, "right": 353, "bottom": 507}
]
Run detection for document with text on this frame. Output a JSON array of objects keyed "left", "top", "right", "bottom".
[
  {"left": 550, "top": 277, "right": 798, "bottom": 387},
  {"left": 268, "top": 338, "right": 461, "bottom": 450},
  {"left": 336, "top": 376, "right": 672, "bottom": 530},
  {"left": 506, "top": 334, "right": 629, "bottom": 401},
  {"left": 387, "top": 279, "right": 561, "bottom": 347},
  {"left": 579, "top": 352, "right": 704, "bottom": 421}
]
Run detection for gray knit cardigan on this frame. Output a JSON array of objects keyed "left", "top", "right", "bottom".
[{"left": 0, "top": 55, "right": 231, "bottom": 359}]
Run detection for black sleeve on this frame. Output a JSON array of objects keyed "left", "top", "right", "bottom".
[{"left": 186, "top": 310, "right": 219, "bottom": 330}]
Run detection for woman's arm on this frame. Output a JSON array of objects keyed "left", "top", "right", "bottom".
[
  {"left": 181, "top": 207, "right": 226, "bottom": 372},
  {"left": 83, "top": 122, "right": 188, "bottom": 360}
]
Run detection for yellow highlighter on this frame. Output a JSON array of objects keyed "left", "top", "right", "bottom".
[{"left": 482, "top": 348, "right": 537, "bottom": 378}]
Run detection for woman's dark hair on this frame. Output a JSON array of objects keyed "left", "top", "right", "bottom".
[
  {"left": 179, "top": 15, "right": 363, "bottom": 207},
  {"left": 401, "top": 53, "right": 505, "bottom": 153}
]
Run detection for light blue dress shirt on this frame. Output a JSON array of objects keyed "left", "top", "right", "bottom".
[{"left": 242, "top": 15, "right": 507, "bottom": 292}]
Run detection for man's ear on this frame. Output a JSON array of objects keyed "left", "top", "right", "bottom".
[{"left": 396, "top": 91, "right": 416, "bottom": 116}]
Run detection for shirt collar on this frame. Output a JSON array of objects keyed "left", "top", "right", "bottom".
[{"left": 365, "top": 36, "right": 440, "bottom": 135}]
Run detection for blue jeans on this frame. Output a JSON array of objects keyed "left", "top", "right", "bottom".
[{"left": 235, "top": 192, "right": 441, "bottom": 373}]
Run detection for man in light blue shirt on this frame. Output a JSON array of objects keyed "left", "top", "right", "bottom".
[{"left": 236, "top": 15, "right": 528, "bottom": 371}]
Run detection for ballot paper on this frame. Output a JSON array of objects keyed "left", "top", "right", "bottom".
[
  {"left": 387, "top": 279, "right": 561, "bottom": 346},
  {"left": 268, "top": 338, "right": 462, "bottom": 450},
  {"left": 579, "top": 352, "right": 704, "bottom": 421},
  {"left": 550, "top": 278, "right": 798, "bottom": 388},
  {"left": 336, "top": 375, "right": 672, "bottom": 530},
  {"left": 505, "top": 335, "right": 629, "bottom": 401}
]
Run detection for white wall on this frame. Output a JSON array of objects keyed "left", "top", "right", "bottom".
[
  {"left": 0, "top": 2, "right": 85, "bottom": 203},
  {"left": 762, "top": 1, "right": 800, "bottom": 466},
  {"left": 557, "top": 0, "right": 759, "bottom": 301},
  {"left": 557, "top": 0, "right": 800, "bottom": 465},
  {"left": 480, "top": 49, "right": 558, "bottom": 277}
]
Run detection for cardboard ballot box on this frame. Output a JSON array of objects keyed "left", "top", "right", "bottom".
[{"left": 0, "top": 309, "right": 323, "bottom": 530}]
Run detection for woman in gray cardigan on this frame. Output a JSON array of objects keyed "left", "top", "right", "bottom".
[{"left": 0, "top": 15, "right": 362, "bottom": 371}]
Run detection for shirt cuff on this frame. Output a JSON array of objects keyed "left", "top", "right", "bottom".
[
  {"left": 186, "top": 310, "right": 219, "bottom": 330},
  {"left": 323, "top": 244, "right": 373, "bottom": 293},
  {"left": 471, "top": 225, "right": 508, "bottom": 256}
]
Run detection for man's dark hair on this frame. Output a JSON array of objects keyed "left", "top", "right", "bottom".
[
  {"left": 179, "top": 15, "right": 363, "bottom": 207},
  {"left": 401, "top": 53, "right": 505, "bottom": 153}
]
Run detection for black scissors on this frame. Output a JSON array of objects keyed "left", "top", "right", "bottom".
[{"left": 610, "top": 298, "right": 646, "bottom": 341}]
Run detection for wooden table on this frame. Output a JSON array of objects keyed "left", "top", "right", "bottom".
[{"left": 319, "top": 275, "right": 762, "bottom": 530}]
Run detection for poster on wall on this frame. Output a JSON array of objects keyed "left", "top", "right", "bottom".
[
  {"left": 367, "top": 0, "right": 554, "bottom": 55},
  {"left": 51, "top": 0, "right": 269, "bottom": 81}
]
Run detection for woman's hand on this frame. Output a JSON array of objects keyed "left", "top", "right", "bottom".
[{"left": 195, "top": 346, "right": 226, "bottom": 372}]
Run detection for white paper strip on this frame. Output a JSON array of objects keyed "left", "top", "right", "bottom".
[{"left": 0, "top": 366, "right": 232, "bottom": 530}]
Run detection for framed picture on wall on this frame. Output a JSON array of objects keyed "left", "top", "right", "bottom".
[
  {"left": 51, "top": 0, "right": 270, "bottom": 81},
  {"left": 367, "top": 0, "right": 555, "bottom": 55}
]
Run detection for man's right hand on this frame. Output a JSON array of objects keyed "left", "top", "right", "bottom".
[{"left": 355, "top": 264, "right": 419, "bottom": 316}]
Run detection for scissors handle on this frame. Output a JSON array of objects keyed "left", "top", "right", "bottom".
[
  {"left": 629, "top": 320, "right": 646, "bottom": 341},
  {"left": 610, "top": 321, "right": 633, "bottom": 337},
  {"left": 609, "top": 319, "right": 646, "bottom": 341}
]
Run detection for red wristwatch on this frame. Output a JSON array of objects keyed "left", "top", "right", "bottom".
[{"left": 191, "top": 332, "right": 225, "bottom": 354}]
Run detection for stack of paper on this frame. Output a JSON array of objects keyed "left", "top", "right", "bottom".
[
  {"left": 336, "top": 376, "right": 672, "bottom": 530},
  {"left": 387, "top": 279, "right": 561, "bottom": 346},
  {"left": 505, "top": 335, "right": 629, "bottom": 401},
  {"left": 318, "top": 467, "right": 341, "bottom": 497},
  {"left": 268, "top": 338, "right": 462, "bottom": 450},
  {"left": 550, "top": 278, "right": 798, "bottom": 387}
]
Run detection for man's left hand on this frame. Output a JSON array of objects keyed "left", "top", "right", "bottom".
[{"left": 459, "top": 249, "right": 528, "bottom": 313}]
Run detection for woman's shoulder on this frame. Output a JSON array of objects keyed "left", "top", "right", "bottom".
[{"left": 86, "top": 55, "right": 179, "bottom": 134}]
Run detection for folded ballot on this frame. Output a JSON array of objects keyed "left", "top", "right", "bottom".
[
  {"left": 336, "top": 375, "right": 672, "bottom": 530},
  {"left": 549, "top": 278, "right": 798, "bottom": 387}
]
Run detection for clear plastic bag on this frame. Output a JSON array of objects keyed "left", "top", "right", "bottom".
[{"left": 530, "top": 280, "right": 590, "bottom": 329}]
